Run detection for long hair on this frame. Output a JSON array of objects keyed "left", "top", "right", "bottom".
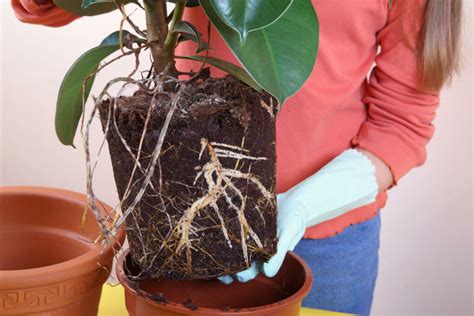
[{"left": 418, "top": 0, "right": 463, "bottom": 91}]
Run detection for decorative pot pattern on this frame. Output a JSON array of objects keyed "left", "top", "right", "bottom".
[
  {"left": 0, "top": 187, "right": 125, "bottom": 316},
  {"left": 0, "top": 268, "right": 108, "bottom": 312}
]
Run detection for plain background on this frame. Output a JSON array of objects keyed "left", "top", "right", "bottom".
[{"left": 0, "top": 1, "right": 472, "bottom": 315}]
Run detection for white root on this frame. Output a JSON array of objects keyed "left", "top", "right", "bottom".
[
  {"left": 211, "top": 201, "right": 232, "bottom": 249},
  {"left": 260, "top": 99, "right": 275, "bottom": 118},
  {"left": 214, "top": 148, "right": 268, "bottom": 161},
  {"left": 223, "top": 179, "right": 263, "bottom": 248},
  {"left": 210, "top": 141, "right": 250, "bottom": 153},
  {"left": 176, "top": 138, "right": 271, "bottom": 267},
  {"left": 114, "top": 64, "right": 173, "bottom": 211},
  {"left": 222, "top": 169, "right": 273, "bottom": 202},
  {"left": 80, "top": 49, "right": 274, "bottom": 273},
  {"left": 111, "top": 85, "right": 183, "bottom": 234},
  {"left": 83, "top": 77, "right": 136, "bottom": 241}
]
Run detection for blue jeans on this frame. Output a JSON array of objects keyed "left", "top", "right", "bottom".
[{"left": 294, "top": 214, "right": 381, "bottom": 316}]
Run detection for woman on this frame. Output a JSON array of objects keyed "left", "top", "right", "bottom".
[
  {"left": 13, "top": 0, "right": 461, "bottom": 314},
  {"left": 10, "top": 0, "right": 462, "bottom": 314},
  {"left": 178, "top": 1, "right": 463, "bottom": 314}
]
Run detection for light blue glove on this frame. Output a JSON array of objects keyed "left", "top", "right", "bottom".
[{"left": 218, "top": 149, "right": 379, "bottom": 284}]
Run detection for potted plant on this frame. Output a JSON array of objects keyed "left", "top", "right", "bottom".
[{"left": 10, "top": 0, "right": 318, "bottom": 314}]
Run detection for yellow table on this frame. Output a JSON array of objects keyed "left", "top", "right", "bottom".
[{"left": 99, "top": 284, "right": 350, "bottom": 316}]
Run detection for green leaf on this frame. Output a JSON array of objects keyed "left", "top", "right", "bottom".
[
  {"left": 200, "top": 0, "right": 319, "bottom": 105},
  {"left": 173, "top": 21, "right": 209, "bottom": 53},
  {"left": 179, "top": 56, "right": 262, "bottom": 92},
  {"left": 55, "top": 31, "right": 129, "bottom": 147},
  {"left": 209, "top": 0, "right": 293, "bottom": 43},
  {"left": 54, "top": 0, "right": 134, "bottom": 16}
]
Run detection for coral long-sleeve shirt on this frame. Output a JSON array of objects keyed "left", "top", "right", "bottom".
[{"left": 177, "top": 0, "right": 439, "bottom": 238}]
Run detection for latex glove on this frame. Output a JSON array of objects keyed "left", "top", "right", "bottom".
[{"left": 218, "top": 149, "right": 379, "bottom": 284}]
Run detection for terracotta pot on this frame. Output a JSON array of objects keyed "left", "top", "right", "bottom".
[
  {"left": 117, "top": 250, "right": 312, "bottom": 316},
  {"left": 0, "top": 186, "right": 125, "bottom": 316}
]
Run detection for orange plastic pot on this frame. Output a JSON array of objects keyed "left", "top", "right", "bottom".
[
  {"left": 0, "top": 186, "right": 125, "bottom": 316},
  {"left": 117, "top": 250, "right": 313, "bottom": 316}
]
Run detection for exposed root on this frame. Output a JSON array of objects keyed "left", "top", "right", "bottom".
[
  {"left": 78, "top": 42, "right": 276, "bottom": 278},
  {"left": 83, "top": 77, "right": 136, "bottom": 241},
  {"left": 213, "top": 148, "right": 267, "bottom": 161},
  {"left": 80, "top": 48, "right": 180, "bottom": 245},
  {"left": 112, "top": 84, "right": 184, "bottom": 234},
  {"left": 260, "top": 99, "right": 275, "bottom": 118},
  {"left": 210, "top": 141, "right": 250, "bottom": 152},
  {"left": 116, "top": 64, "right": 173, "bottom": 211},
  {"left": 222, "top": 169, "right": 273, "bottom": 202},
  {"left": 176, "top": 138, "right": 270, "bottom": 269},
  {"left": 211, "top": 201, "right": 232, "bottom": 249}
]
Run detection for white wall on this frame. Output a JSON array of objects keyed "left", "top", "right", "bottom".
[{"left": 1, "top": 2, "right": 472, "bottom": 315}]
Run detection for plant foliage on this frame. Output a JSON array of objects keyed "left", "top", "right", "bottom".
[
  {"left": 200, "top": 0, "right": 319, "bottom": 104},
  {"left": 54, "top": 0, "right": 319, "bottom": 145},
  {"left": 55, "top": 31, "right": 131, "bottom": 146}
]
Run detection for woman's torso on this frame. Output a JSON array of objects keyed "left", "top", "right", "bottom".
[{"left": 176, "top": 0, "right": 391, "bottom": 238}]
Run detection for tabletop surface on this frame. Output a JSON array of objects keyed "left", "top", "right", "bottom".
[{"left": 99, "top": 284, "right": 350, "bottom": 316}]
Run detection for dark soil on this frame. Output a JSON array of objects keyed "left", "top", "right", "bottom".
[
  {"left": 100, "top": 76, "right": 277, "bottom": 280},
  {"left": 183, "top": 299, "right": 198, "bottom": 311}
]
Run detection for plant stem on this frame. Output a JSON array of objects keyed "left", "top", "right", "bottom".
[
  {"left": 144, "top": 0, "right": 171, "bottom": 75},
  {"left": 163, "top": 0, "right": 186, "bottom": 58}
]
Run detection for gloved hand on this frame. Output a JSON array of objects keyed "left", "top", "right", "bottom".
[{"left": 218, "top": 149, "right": 379, "bottom": 284}]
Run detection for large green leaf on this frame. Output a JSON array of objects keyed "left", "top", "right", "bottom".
[
  {"left": 54, "top": 0, "right": 135, "bottom": 16},
  {"left": 178, "top": 55, "right": 262, "bottom": 92},
  {"left": 201, "top": 0, "right": 319, "bottom": 105},
  {"left": 209, "top": 0, "right": 293, "bottom": 43},
  {"left": 55, "top": 31, "right": 129, "bottom": 147}
]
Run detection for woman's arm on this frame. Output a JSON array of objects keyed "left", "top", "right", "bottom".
[
  {"left": 352, "top": 0, "right": 440, "bottom": 185},
  {"left": 357, "top": 149, "right": 393, "bottom": 192}
]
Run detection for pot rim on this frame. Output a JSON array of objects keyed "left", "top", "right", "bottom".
[
  {"left": 117, "top": 249, "right": 313, "bottom": 315},
  {"left": 0, "top": 186, "right": 126, "bottom": 288}
]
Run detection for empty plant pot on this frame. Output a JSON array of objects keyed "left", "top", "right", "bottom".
[
  {"left": 117, "top": 250, "right": 312, "bottom": 316},
  {"left": 0, "top": 186, "right": 125, "bottom": 316}
]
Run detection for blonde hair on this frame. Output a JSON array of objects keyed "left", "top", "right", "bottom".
[{"left": 418, "top": 0, "right": 463, "bottom": 92}]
